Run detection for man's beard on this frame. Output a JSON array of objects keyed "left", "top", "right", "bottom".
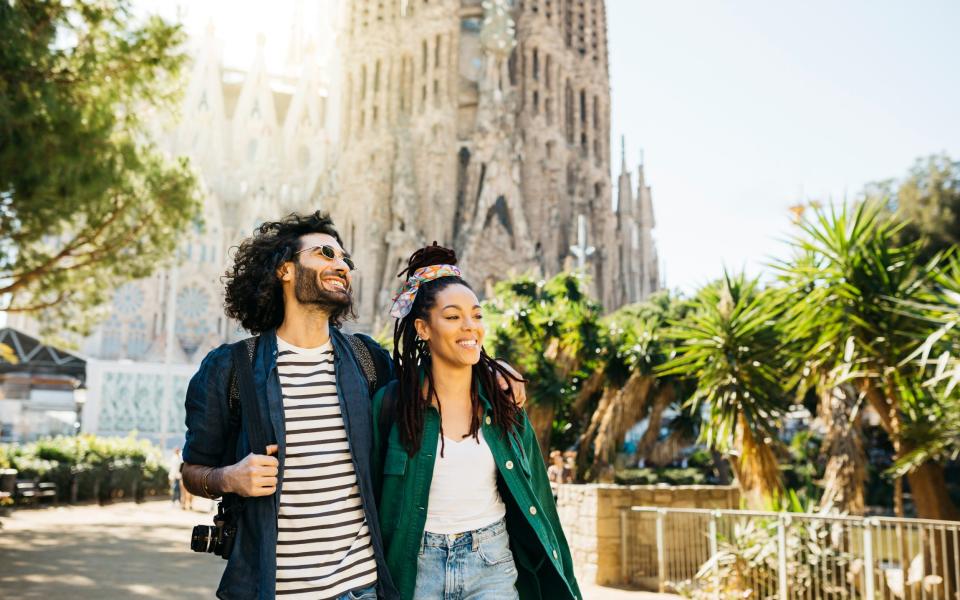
[{"left": 294, "top": 261, "right": 353, "bottom": 316}]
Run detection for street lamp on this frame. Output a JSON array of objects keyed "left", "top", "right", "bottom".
[{"left": 73, "top": 384, "right": 87, "bottom": 436}]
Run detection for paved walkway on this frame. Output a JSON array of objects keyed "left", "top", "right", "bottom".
[{"left": 0, "top": 500, "right": 678, "bottom": 599}]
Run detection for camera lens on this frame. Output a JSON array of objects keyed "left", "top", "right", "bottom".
[{"left": 191, "top": 525, "right": 214, "bottom": 553}]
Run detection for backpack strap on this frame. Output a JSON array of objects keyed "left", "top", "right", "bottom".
[
  {"left": 223, "top": 337, "right": 260, "bottom": 465},
  {"left": 227, "top": 337, "right": 257, "bottom": 416},
  {"left": 345, "top": 333, "right": 392, "bottom": 397},
  {"left": 230, "top": 338, "right": 271, "bottom": 454},
  {"left": 346, "top": 334, "right": 376, "bottom": 391}
]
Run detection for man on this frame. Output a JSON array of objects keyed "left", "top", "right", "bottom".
[
  {"left": 182, "top": 212, "right": 393, "bottom": 600},
  {"left": 182, "top": 212, "right": 522, "bottom": 600}
]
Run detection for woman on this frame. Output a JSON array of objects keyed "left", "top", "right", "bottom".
[{"left": 372, "top": 244, "right": 581, "bottom": 600}]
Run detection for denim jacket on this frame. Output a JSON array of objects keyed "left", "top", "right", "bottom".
[{"left": 182, "top": 327, "right": 400, "bottom": 600}]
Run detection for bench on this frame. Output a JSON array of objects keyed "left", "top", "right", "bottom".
[
  {"left": 0, "top": 469, "right": 15, "bottom": 502},
  {"left": 15, "top": 480, "right": 57, "bottom": 504}
]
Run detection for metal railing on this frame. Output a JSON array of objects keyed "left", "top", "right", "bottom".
[{"left": 621, "top": 506, "right": 960, "bottom": 599}]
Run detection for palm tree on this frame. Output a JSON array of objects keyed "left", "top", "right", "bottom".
[
  {"left": 659, "top": 273, "right": 789, "bottom": 508},
  {"left": 774, "top": 249, "right": 868, "bottom": 515},
  {"left": 895, "top": 255, "right": 960, "bottom": 473},
  {"left": 573, "top": 294, "right": 684, "bottom": 482},
  {"left": 779, "top": 201, "right": 959, "bottom": 520},
  {"left": 484, "top": 272, "right": 603, "bottom": 456}
]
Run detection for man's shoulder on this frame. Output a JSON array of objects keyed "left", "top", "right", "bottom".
[
  {"left": 199, "top": 342, "right": 236, "bottom": 367},
  {"left": 188, "top": 342, "right": 240, "bottom": 385}
]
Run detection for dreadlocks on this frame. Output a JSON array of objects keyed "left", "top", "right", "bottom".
[{"left": 392, "top": 243, "right": 522, "bottom": 457}]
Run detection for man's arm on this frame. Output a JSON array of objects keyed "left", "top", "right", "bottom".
[
  {"left": 180, "top": 345, "right": 278, "bottom": 499},
  {"left": 182, "top": 444, "right": 279, "bottom": 498},
  {"left": 495, "top": 359, "right": 527, "bottom": 408}
]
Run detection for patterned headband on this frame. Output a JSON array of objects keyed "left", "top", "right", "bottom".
[{"left": 389, "top": 264, "right": 462, "bottom": 319}]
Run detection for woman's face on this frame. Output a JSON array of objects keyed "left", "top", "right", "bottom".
[{"left": 416, "top": 283, "right": 485, "bottom": 369}]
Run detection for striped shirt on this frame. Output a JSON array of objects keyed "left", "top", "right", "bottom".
[{"left": 275, "top": 338, "right": 377, "bottom": 599}]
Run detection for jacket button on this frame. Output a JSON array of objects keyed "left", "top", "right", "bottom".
[
  {"left": 485, "top": 416, "right": 491, "bottom": 425},
  {"left": 529, "top": 506, "right": 537, "bottom": 516},
  {"left": 505, "top": 461, "right": 514, "bottom": 470},
  {"left": 552, "top": 549, "right": 558, "bottom": 559}
]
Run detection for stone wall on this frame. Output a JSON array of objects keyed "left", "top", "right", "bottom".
[{"left": 556, "top": 483, "right": 740, "bottom": 586}]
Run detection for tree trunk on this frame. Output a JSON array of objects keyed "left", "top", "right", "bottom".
[
  {"left": 571, "top": 368, "right": 605, "bottom": 417},
  {"left": 861, "top": 378, "right": 960, "bottom": 521},
  {"left": 588, "top": 373, "right": 655, "bottom": 481},
  {"left": 634, "top": 383, "right": 675, "bottom": 462},
  {"left": 905, "top": 457, "right": 960, "bottom": 521},
  {"left": 817, "top": 383, "right": 866, "bottom": 515},
  {"left": 526, "top": 401, "right": 555, "bottom": 461},
  {"left": 731, "top": 415, "right": 783, "bottom": 509},
  {"left": 711, "top": 449, "right": 731, "bottom": 485},
  {"left": 575, "top": 385, "right": 618, "bottom": 481}
]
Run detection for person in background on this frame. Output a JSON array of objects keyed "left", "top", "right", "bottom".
[
  {"left": 562, "top": 451, "right": 577, "bottom": 484},
  {"left": 168, "top": 447, "right": 183, "bottom": 507}
]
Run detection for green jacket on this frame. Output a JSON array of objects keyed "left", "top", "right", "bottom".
[{"left": 372, "top": 381, "right": 582, "bottom": 600}]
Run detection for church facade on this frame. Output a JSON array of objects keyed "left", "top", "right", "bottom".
[
  {"left": 66, "top": 21, "right": 342, "bottom": 365},
  {"left": 6, "top": 0, "right": 660, "bottom": 447},
  {"left": 14, "top": 0, "right": 658, "bottom": 366},
  {"left": 330, "top": 0, "right": 658, "bottom": 331}
]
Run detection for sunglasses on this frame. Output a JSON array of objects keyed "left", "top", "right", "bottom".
[{"left": 295, "top": 244, "right": 356, "bottom": 271}]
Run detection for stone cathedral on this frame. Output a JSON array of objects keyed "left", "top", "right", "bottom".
[
  {"left": 5, "top": 0, "right": 660, "bottom": 445},
  {"left": 12, "top": 0, "right": 658, "bottom": 366},
  {"left": 330, "top": 0, "right": 658, "bottom": 331}
]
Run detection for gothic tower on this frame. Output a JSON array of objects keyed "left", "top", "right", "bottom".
[
  {"left": 333, "top": 0, "right": 637, "bottom": 329},
  {"left": 615, "top": 138, "right": 659, "bottom": 306}
]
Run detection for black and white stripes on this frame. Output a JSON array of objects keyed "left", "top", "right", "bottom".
[{"left": 275, "top": 339, "right": 377, "bottom": 599}]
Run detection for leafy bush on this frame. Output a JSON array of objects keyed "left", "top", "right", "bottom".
[
  {"left": 674, "top": 512, "right": 856, "bottom": 599},
  {"left": 615, "top": 467, "right": 707, "bottom": 486},
  {"left": 0, "top": 434, "right": 169, "bottom": 504}
]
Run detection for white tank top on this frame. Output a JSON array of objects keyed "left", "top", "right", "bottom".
[{"left": 424, "top": 428, "right": 507, "bottom": 534}]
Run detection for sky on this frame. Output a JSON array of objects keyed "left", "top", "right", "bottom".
[
  {"left": 606, "top": 0, "right": 960, "bottom": 292},
  {"left": 104, "top": 0, "right": 960, "bottom": 296}
]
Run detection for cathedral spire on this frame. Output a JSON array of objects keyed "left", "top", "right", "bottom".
[
  {"left": 285, "top": 0, "right": 306, "bottom": 69},
  {"left": 616, "top": 134, "right": 633, "bottom": 216},
  {"left": 620, "top": 134, "right": 627, "bottom": 175}
]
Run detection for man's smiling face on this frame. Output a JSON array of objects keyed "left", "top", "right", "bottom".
[{"left": 291, "top": 233, "right": 353, "bottom": 311}]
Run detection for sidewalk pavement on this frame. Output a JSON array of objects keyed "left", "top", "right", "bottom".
[{"left": 0, "top": 499, "right": 680, "bottom": 600}]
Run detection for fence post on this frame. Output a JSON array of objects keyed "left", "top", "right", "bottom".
[
  {"left": 777, "top": 514, "right": 789, "bottom": 600},
  {"left": 709, "top": 511, "right": 719, "bottom": 600},
  {"left": 656, "top": 508, "right": 666, "bottom": 593},
  {"left": 620, "top": 509, "right": 628, "bottom": 586},
  {"left": 863, "top": 518, "right": 876, "bottom": 600}
]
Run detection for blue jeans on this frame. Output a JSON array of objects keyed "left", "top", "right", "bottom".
[
  {"left": 413, "top": 519, "right": 519, "bottom": 600},
  {"left": 336, "top": 584, "right": 377, "bottom": 600}
]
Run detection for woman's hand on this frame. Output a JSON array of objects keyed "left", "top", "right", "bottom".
[{"left": 495, "top": 360, "right": 527, "bottom": 408}]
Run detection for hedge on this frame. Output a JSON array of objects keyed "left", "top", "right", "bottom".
[{"left": 0, "top": 434, "right": 170, "bottom": 504}]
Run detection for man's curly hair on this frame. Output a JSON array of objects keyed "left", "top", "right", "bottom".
[{"left": 223, "top": 211, "right": 354, "bottom": 333}]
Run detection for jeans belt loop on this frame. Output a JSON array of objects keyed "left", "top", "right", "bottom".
[{"left": 471, "top": 530, "right": 479, "bottom": 551}]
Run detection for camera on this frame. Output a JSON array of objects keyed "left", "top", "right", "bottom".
[{"left": 191, "top": 500, "right": 240, "bottom": 559}]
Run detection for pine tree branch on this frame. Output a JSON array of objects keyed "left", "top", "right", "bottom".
[
  {"left": 3, "top": 290, "right": 69, "bottom": 313},
  {"left": 0, "top": 197, "right": 129, "bottom": 294}
]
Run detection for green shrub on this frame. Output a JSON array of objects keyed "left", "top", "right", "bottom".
[
  {"left": 0, "top": 434, "right": 169, "bottom": 504},
  {"left": 615, "top": 467, "right": 707, "bottom": 486}
]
